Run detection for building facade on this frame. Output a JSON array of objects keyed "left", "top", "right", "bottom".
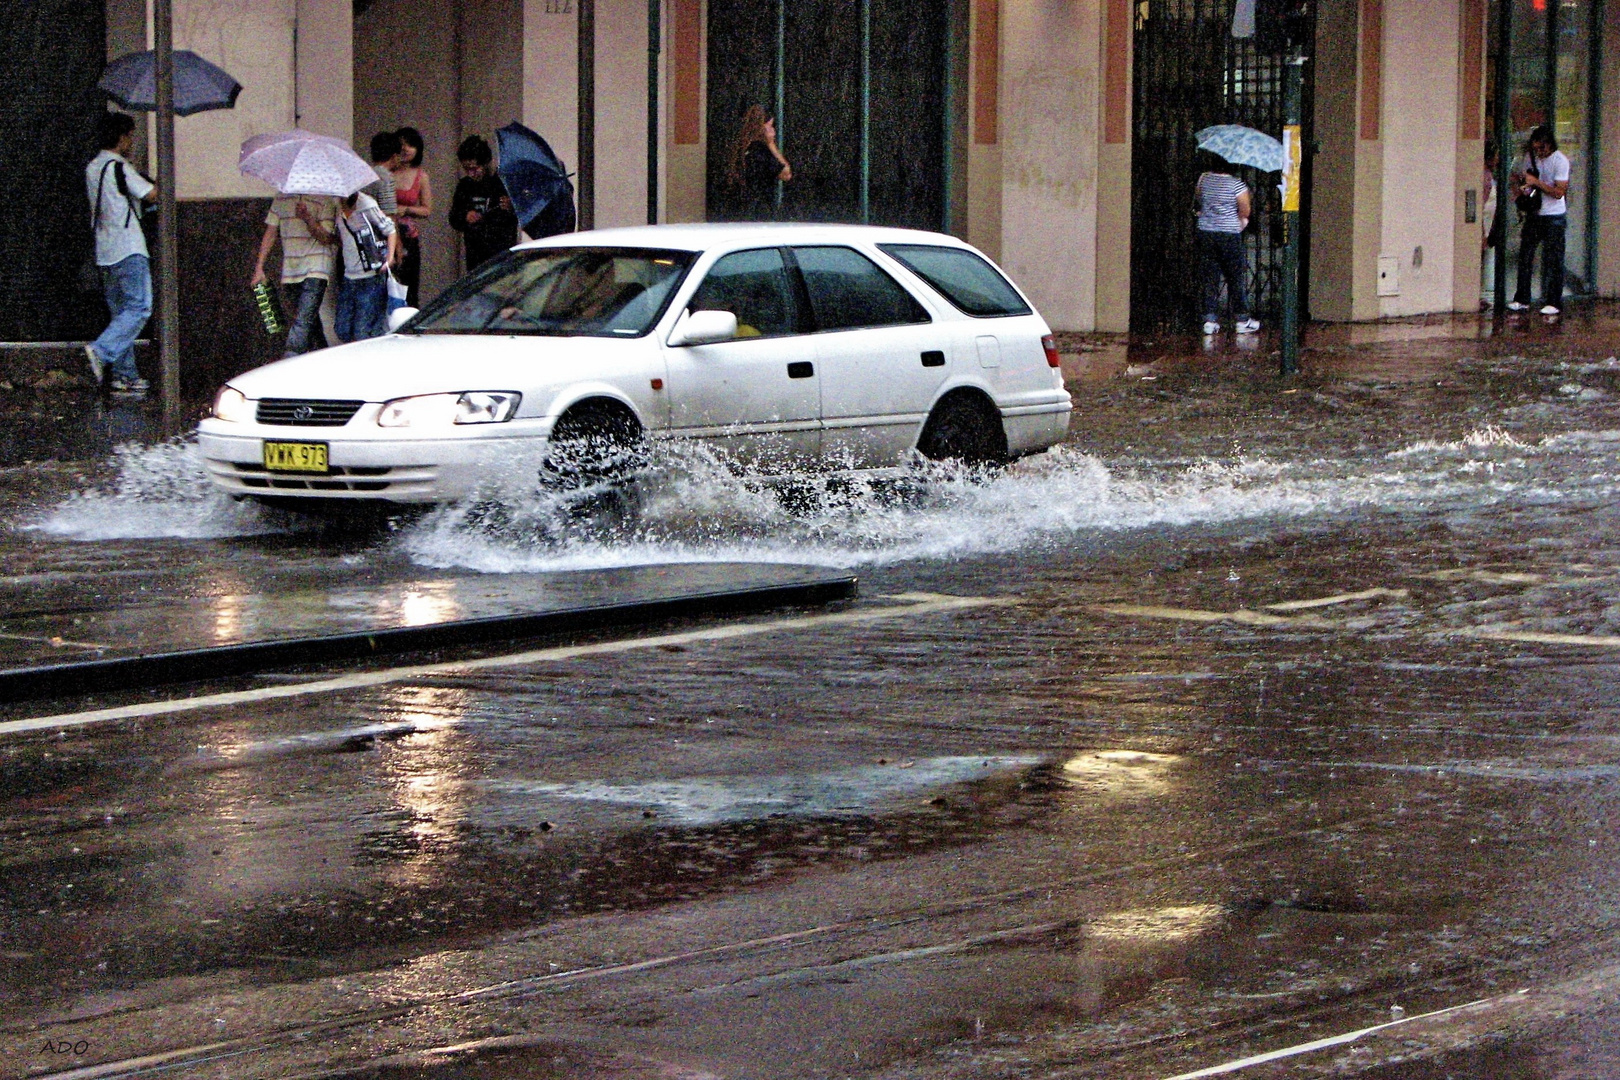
[{"left": 5, "top": 0, "right": 1617, "bottom": 361}]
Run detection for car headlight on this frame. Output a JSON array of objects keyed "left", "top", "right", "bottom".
[
  {"left": 212, "top": 385, "right": 252, "bottom": 423},
  {"left": 376, "top": 391, "right": 522, "bottom": 427}
]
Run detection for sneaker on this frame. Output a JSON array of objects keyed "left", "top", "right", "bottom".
[
  {"left": 1201, "top": 320, "right": 1220, "bottom": 335},
  {"left": 1540, "top": 305, "right": 1561, "bottom": 316},
  {"left": 1507, "top": 301, "right": 1529, "bottom": 311},
  {"left": 83, "top": 344, "right": 103, "bottom": 384},
  {"left": 109, "top": 377, "right": 149, "bottom": 397},
  {"left": 1235, "top": 318, "right": 1261, "bottom": 334}
]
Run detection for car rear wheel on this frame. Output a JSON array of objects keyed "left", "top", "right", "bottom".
[{"left": 916, "top": 391, "right": 1008, "bottom": 467}]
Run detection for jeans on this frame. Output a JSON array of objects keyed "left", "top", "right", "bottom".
[
  {"left": 335, "top": 273, "right": 388, "bottom": 342},
  {"left": 283, "top": 276, "right": 328, "bottom": 357},
  {"left": 93, "top": 254, "right": 150, "bottom": 381},
  {"left": 1199, "top": 229, "right": 1251, "bottom": 321},
  {"left": 1515, "top": 214, "right": 1567, "bottom": 309}
]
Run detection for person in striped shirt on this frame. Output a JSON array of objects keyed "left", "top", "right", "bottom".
[{"left": 1195, "top": 156, "right": 1260, "bottom": 336}]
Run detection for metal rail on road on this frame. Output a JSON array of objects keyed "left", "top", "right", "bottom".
[{"left": 0, "top": 572, "right": 856, "bottom": 705}]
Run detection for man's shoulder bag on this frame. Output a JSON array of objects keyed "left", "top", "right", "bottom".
[{"left": 1515, "top": 162, "right": 1542, "bottom": 216}]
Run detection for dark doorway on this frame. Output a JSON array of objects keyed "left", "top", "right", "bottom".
[
  {"left": 1131, "top": 0, "right": 1315, "bottom": 332},
  {"left": 706, "top": 0, "right": 947, "bottom": 227}
]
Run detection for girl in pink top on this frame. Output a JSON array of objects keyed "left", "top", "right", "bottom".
[{"left": 391, "top": 126, "right": 433, "bottom": 306}]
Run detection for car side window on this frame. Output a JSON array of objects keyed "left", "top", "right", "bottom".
[
  {"left": 791, "top": 246, "right": 932, "bottom": 332},
  {"left": 687, "top": 247, "right": 799, "bottom": 338},
  {"left": 876, "top": 243, "right": 1032, "bottom": 317}
]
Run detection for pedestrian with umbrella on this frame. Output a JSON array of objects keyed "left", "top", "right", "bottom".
[
  {"left": 242, "top": 131, "right": 379, "bottom": 356},
  {"left": 1192, "top": 125, "right": 1282, "bottom": 336},
  {"left": 89, "top": 48, "right": 243, "bottom": 400}
]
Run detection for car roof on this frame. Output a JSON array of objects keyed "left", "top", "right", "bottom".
[{"left": 513, "top": 222, "right": 979, "bottom": 254}]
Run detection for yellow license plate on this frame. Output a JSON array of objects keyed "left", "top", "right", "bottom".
[{"left": 262, "top": 441, "right": 329, "bottom": 473}]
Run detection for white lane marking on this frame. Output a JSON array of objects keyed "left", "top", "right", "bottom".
[
  {"left": 1157, "top": 990, "right": 1528, "bottom": 1079},
  {"left": 1264, "top": 587, "right": 1408, "bottom": 612},
  {"left": 1461, "top": 626, "right": 1620, "bottom": 648},
  {"left": 1095, "top": 604, "right": 1306, "bottom": 627},
  {"left": 0, "top": 594, "right": 1008, "bottom": 738},
  {"left": 0, "top": 630, "right": 112, "bottom": 650}
]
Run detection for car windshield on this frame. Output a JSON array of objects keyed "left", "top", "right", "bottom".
[{"left": 405, "top": 247, "right": 698, "bottom": 337}]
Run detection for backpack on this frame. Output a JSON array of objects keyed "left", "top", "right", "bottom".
[{"left": 342, "top": 205, "right": 390, "bottom": 273}]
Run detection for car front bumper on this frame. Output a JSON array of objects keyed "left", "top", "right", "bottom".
[{"left": 197, "top": 421, "right": 550, "bottom": 503}]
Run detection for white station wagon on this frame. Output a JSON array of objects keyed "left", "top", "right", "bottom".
[{"left": 198, "top": 223, "right": 1073, "bottom": 505}]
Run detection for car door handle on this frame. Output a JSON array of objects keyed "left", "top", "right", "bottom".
[
  {"left": 921, "top": 350, "right": 945, "bottom": 367},
  {"left": 787, "top": 361, "right": 814, "bottom": 379}
]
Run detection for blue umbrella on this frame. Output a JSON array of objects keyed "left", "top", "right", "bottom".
[
  {"left": 496, "top": 121, "right": 576, "bottom": 238},
  {"left": 1195, "top": 124, "right": 1285, "bottom": 172},
  {"left": 99, "top": 50, "right": 243, "bottom": 117}
]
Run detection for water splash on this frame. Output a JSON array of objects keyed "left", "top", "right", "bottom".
[{"left": 24, "top": 440, "right": 287, "bottom": 540}]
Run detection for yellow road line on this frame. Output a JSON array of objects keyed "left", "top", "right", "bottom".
[{"left": 0, "top": 594, "right": 1008, "bottom": 738}]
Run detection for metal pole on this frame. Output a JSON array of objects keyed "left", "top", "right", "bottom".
[
  {"left": 1280, "top": 54, "right": 1304, "bottom": 377},
  {"left": 647, "top": 0, "right": 661, "bottom": 224},
  {"left": 154, "top": 0, "right": 180, "bottom": 433},
  {"left": 860, "top": 0, "right": 871, "bottom": 224},
  {"left": 774, "top": 0, "right": 785, "bottom": 213},
  {"left": 1492, "top": 0, "right": 1511, "bottom": 319},
  {"left": 578, "top": 0, "right": 596, "bottom": 230}
]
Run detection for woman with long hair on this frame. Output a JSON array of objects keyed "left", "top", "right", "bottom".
[
  {"left": 727, "top": 105, "right": 791, "bottom": 220},
  {"left": 391, "top": 126, "right": 433, "bottom": 306}
]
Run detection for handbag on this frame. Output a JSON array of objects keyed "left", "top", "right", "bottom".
[
  {"left": 1514, "top": 162, "right": 1542, "bottom": 215},
  {"left": 386, "top": 270, "right": 409, "bottom": 314}
]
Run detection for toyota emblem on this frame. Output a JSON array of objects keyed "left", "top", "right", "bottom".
[{"left": 292, "top": 405, "right": 315, "bottom": 421}]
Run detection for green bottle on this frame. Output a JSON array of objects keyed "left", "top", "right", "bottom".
[{"left": 252, "top": 281, "right": 284, "bottom": 335}]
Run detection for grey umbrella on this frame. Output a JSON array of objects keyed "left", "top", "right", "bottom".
[{"left": 99, "top": 50, "right": 242, "bottom": 117}]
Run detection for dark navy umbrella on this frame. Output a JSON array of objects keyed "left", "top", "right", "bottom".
[
  {"left": 99, "top": 50, "right": 242, "bottom": 117},
  {"left": 496, "top": 121, "right": 576, "bottom": 238}
]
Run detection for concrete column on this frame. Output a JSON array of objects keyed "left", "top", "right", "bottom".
[
  {"left": 524, "top": 0, "right": 580, "bottom": 189},
  {"left": 295, "top": 0, "right": 353, "bottom": 143},
  {"left": 964, "top": 0, "right": 1002, "bottom": 261},
  {"left": 1377, "top": 0, "right": 1460, "bottom": 317},
  {"left": 1093, "top": 0, "right": 1129, "bottom": 332},
  {"left": 1452, "top": 0, "right": 1485, "bottom": 312},
  {"left": 998, "top": 0, "right": 1100, "bottom": 332},
  {"left": 665, "top": 0, "right": 704, "bottom": 221}
]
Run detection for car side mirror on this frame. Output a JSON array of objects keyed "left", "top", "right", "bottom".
[
  {"left": 387, "top": 306, "right": 419, "bottom": 333},
  {"left": 668, "top": 309, "right": 738, "bottom": 347}
]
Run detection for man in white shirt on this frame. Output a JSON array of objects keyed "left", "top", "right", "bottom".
[
  {"left": 1509, "top": 124, "right": 1572, "bottom": 316},
  {"left": 251, "top": 193, "right": 338, "bottom": 356},
  {"left": 83, "top": 112, "right": 156, "bottom": 396}
]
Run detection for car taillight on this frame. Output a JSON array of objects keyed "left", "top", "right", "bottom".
[{"left": 1042, "top": 334, "right": 1061, "bottom": 368}]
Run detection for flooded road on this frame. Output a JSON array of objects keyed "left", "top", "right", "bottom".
[{"left": 6, "top": 314, "right": 1620, "bottom": 1078}]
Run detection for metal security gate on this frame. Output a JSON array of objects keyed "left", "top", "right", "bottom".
[
  {"left": 706, "top": 0, "right": 947, "bottom": 227},
  {"left": 1131, "top": 0, "right": 1315, "bottom": 332}
]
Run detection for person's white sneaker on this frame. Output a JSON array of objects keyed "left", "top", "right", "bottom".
[
  {"left": 1235, "top": 318, "right": 1261, "bottom": 334},
  {"left": 83, "top": 344, "right": 103, "bottom": 384},
  {"left": 1202, "top": 320, "right": 1220, "bottom": 335},
  {"left": 1540, "top": 305, "right": 1561, "bottom": 316},
  {"left": 1507, "top": 301, "right": 1529, "bottom": 311}
]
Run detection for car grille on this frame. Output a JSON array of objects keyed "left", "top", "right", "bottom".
[
  {"left": 256, "top": 398, "right": 365, "bottom": 426},
  {"left": 230, "top": 462, "right": 396, "bottom": 492}
]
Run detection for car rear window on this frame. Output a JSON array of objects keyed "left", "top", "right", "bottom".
[
  {"left": 878, "top": 244, "right": 1032, "bottom": 317},
  {"left": 407, "top": 247, "right": 696, "bottom": 337},
  {"left": 791, "top": 246, "right": 931, "bottom": 332}
]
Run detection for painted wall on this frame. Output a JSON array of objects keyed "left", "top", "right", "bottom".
[
  {"left": 523, "top": 0, "right": 581, "bottom": 207},
  {"left": 1307, "top": 0, "right": 1361, "bottom": 321},
  {"left": 1376, "top": 0, "right": 1460, "bottom": 316},
  {"left": 998, "top": 0, "right": 1100, "bottom": 332}
]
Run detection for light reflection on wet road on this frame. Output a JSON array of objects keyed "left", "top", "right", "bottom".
[{"left": 6, "top": 318, "right": 1620, "bottom": 1078}]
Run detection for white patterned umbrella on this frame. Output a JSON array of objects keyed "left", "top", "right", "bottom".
[
  {"left": 1195, "top": 124, "right": 1285, "bottom": 173},
  {"left": 238, "top": 130, "right": 377, "bottom": 196}
]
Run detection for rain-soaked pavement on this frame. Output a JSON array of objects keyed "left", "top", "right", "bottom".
[{"left": 7, "top": 308, "right": 1620, "bottom": 1078}]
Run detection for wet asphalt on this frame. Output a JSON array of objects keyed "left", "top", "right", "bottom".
[{"left": 6, "top": 309, "right": 1620, "bottom": 1078}]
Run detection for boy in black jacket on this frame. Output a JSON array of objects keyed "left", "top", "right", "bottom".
[{"left": 450, "top": 135, "right": 518, "bottom": 272}]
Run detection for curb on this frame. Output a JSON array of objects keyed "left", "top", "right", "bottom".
[{"left": 0, "top": 572, "right": 858, "bottom": 703}]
